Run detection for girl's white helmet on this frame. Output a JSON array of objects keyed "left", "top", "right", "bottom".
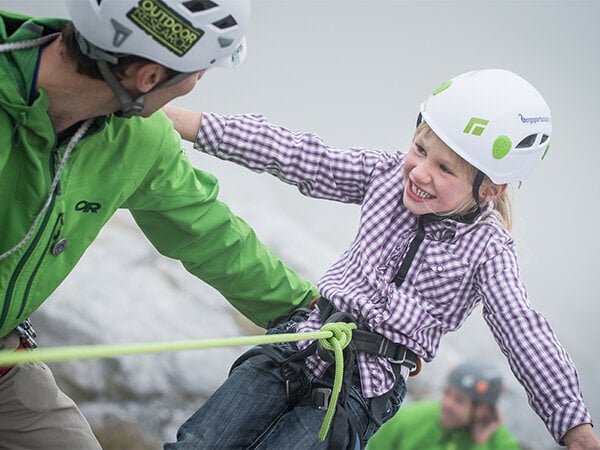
[
  {"left": 420, "top": 69, "right": 551, "bottom": 184},
  {"left": 65, "top": 0, "right": 250, "bottom": 72}
]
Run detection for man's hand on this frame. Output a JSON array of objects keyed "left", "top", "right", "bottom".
[{"left": 472, "top": 405, "right": 502, "bottom": 445}]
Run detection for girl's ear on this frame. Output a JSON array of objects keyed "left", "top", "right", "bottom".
[{"left": 479, "top": 182, "right": 507, "bottom": 203}]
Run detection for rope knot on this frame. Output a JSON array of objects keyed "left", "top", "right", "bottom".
[
  {"left": 316, "top": 321, "right": 357, "bottom": 442},
  {"left": 319, "top": 322, "right": 356, "bottom": 352}
]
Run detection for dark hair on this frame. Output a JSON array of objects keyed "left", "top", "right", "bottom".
[{"left": 61, "top": 22, "right": 178, "bottom": 81}]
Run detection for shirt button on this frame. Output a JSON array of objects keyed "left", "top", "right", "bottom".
[
  {"left": 52, "top": 239, "right": 68, "bottom": 255},
  {"left": 437, "top": 266, "right": 443, "bottom": 272}
]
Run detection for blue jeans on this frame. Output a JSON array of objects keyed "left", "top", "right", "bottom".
[{"left": 164, "top": 320, "right": 407, "bottom": 450}]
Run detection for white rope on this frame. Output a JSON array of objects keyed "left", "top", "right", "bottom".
[
  {"left": 0, "top": 119, "right": 94, "bottom": 261},
  {"left": 0, "top": 33, "right": 59, "bottom": 52}
]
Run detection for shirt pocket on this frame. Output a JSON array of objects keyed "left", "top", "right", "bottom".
[{"left": 414, "top": 251, "right": 469, "bottom": 307}]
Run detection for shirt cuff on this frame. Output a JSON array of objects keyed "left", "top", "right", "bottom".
[
  {"left": 547, "top": 400, "right": 593, "bottom": 444},
  {"left": 194, "top": 112, "right": 228, "bottom": 156}
]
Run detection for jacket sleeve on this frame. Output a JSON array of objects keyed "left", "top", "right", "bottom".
[{"left": 123, "top": 114, "right": 318, "bottom": 328}]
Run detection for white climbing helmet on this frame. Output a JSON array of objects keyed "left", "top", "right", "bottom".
[
  {"left": 65, "top": 0, "right": 250, "bottom": 72},
  {"left": 420, "top": 69, "right": 552, "bottom": 184}
]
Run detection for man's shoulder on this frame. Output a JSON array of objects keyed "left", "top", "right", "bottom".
[
  {"left": 0, "top": 11, "right": 66, "bottom": 41},
  {"left": 106, "top": 111, "right": 179, "bottom": 147}
]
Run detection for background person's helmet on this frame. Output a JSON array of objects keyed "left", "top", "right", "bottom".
[
  {"left": 419, "top": 69, "right": 552, "bottom": 184},
  {"left": 447, "top": 361, "right": 503, "bottom": 406},
  {"left": 65, "top": 0, "right": 250, "bottom": 72}
]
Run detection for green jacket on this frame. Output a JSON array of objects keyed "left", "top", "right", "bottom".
[
  {"left": 0, "top": 11, "right": 318, "bottom": 338},
  {"left": 367, "top": 401, "right": 521, "bottom": 450}
]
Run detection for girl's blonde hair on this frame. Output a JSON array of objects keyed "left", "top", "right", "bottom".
[{"left": 413, "top": 122, "right": 513, "bottom": 231}]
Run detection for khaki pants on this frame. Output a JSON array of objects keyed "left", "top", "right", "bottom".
[{"left": 0, "top": 332, "right": 102, "bottom": 450}]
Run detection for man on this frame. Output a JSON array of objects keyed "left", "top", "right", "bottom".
[
  {"left": 367, "top": 361, "right": 521, "bottom": 450},
  {"left": 0, "top": 0, "right": 318, "bottom": 448}
]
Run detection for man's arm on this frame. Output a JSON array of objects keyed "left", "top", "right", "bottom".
[{"left": 125, "top": 112, "right": 319, "bottom": 328}]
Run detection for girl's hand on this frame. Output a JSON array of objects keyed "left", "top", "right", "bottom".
[
  {"left": 563, "top": 424, "right": 600, "bottom": 450},
  {"left": 162, "top": 104, "right": 203, "bottom": 142}
]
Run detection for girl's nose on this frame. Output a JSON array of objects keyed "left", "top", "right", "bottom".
[{"left": 411, "top": 162, "right": 432, "bottom": 185}]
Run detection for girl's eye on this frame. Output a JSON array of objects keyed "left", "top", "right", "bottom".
[
  {"left": 415, "top": 145, "right": 426, "bottom": 156},
  {"left": 440, "top": 164, "right": 453, "bottom": 175}
]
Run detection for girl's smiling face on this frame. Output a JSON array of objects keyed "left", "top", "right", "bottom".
[{"left": 403, "top": 125, "right": 476, "bottom": 216}]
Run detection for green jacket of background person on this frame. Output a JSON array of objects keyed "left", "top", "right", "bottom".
[{"left": 367, "top": 401, "right": 521, "bottom": 450}]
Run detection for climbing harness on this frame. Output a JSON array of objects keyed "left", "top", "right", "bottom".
[
  {"left": 0, "top": 319, "right": 37, "bottom": 377},
  {"left": 316, "top": 297, "right": 420, "bottom": 448},
  {"left": 230, "top": 297, "right": 421, "bottom": 449}
]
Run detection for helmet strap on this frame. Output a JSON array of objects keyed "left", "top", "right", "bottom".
[
  {"left": 76, "top": 29, "right": 193, "bottom": 117},
  {"left": 416, "top": 112, "right": 423, "bottom": 127},
  {"left": 74, "top": 30, "right": 144, "bottom": 117},
  {"left": 96, "top": 59, "right": 145, "bottom": 117},
  {"left": 75, "top": 30, "right": 120, "bottom": 64},
  {"left": 472, "top": 170, "right": 486, "bottom": 206}
]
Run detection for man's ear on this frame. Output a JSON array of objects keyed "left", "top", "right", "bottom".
[
  {"left": 479, "top": 182, "right": 507, "bottom": 203},
  {"left": 134, "top": 63, "right": 168, "bottom": 93}
]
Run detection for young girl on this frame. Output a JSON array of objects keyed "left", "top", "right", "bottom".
[{"left": 163, "top": 70, "right": 599, "bottom": 450}]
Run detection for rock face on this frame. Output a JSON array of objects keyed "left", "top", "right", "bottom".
[{"left": 32, "top": 211, "right": 260, "bottom": 447}]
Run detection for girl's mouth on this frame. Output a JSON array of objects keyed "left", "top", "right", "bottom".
[{"left": 410, "top": 179, "right": 435, "bottom": 200}]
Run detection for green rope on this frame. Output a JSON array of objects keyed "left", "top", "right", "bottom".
[
  {"left": 0, "top": 323, "right": 357, "bottom": 444},
  {"left": 316, "top": 321, "right": 357, "bottom": 441},
  {"left": 0, "top": 331, "right": 331, "bottom": 365}
]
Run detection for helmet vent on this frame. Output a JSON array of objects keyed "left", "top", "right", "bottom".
[
  {"left": 540, "top": 134, "right": 549, "bottom": 144},
  {"left": 213, "top": 15, "right": 238, "bottom": 29},
  {"left": 516, "top": 134, "right": 537, "bottom": 149},
  {"left": 183, "top": 0, "right": 218, "bottom": 13}
]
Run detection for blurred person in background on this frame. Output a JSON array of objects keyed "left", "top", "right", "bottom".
[{"left": 367, "top": 361, "right": 521, "bottom": 450}]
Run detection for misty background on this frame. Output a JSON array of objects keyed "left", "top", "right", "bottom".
[{"left": 3, "top": 1, "right": 599, "bottom": 449}]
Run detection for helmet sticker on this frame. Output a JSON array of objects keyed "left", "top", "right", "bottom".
[
  {"left": 518, "top": 113, "right": 551, "bottom": 124},
  {"left": 127, "top": 0, "right": 204, "bottom": 57},
  {"left": 542, "top": 141, "right": 551, "bottom": 160},
  {"left": 475, "top": 380, "right": 489, "bottom": 394},
  {"left": 432, "top": 80, "right": 452, "bottom": 95},
  {"left": 110, "top": 19, "right": 133, "bottom": 48},
  {"left": 492, "top": 136, "right": 512, "bottom": 159},
  {"left": 463, "top": 117, "right": 489, "bottom": 136}
]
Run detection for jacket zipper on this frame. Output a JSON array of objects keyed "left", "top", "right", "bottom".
[
  {"left": 1, "top": 143, "right": 59, "bottom": 329},
  {"left": 18, "top": 212, "right": 64, "bottom": 318}
]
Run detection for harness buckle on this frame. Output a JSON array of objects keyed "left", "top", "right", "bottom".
[
  {"left": 312, "top": 387, "right": 332, "bottom": 411},
  {"left": 382, "top": 340, "right": 419, "bottom": 373},
  {"left": 15, "top": 319, "right": 37, "bottom": 349},
  {"left": 379, "top": 338, "right": 408, "bottom": 365}
]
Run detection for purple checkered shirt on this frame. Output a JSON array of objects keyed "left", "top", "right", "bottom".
[{"left": 196, "top": 112, "right": 592, "bottom": 443}]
